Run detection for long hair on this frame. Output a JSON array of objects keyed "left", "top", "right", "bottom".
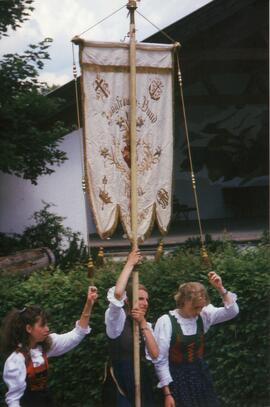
[
  {"left": 174, "top": 282, "right": 210, "bottom": 309},
  {"left": 0, "top": 305, "right": 52, "bottom": 356}
]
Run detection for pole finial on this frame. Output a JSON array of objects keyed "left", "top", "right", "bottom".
[{"left": 127, "top": 0, "right": 138, "bottom": 11}]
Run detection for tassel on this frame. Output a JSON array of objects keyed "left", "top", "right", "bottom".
[
  {"left": 96, "top": 246, "right": 105, "bottom": 267},
  {"left": 155, "top": 239, "right": 164, "bottom": 262},
  {"left": 200, "top": 244, "right": 211, "bottom": 269},
  {"left": 87, "top": 256, "right": 94, "bottom": 278}
]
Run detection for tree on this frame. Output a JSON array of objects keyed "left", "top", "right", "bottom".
[
  {"left": 0, "top": 0, "right": 34, "bottom": 38},
  {"left": 0, "top": 1, "right": 69, "bottom": 184}
]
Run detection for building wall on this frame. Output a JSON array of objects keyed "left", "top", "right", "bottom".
[
  {"left": 0, "top": 129, "right": 96, "bottom": 240},
  {"left": 0, "top": 127, "right": 232, "bottom": 241},
  {"left": 173, "top": 170, "right": 228, "bottom": 220}
]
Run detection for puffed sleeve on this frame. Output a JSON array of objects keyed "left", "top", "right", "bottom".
[
  {"left": 47, "top": 321, "right": 91, "bottom": 357},
  {"left": 107, "top": 286, "right": 127, "bottom": 306},
  {"left": 105, "top": 286, "right": 126, "bottom": 339},
  {"left": 201, "top": 292, "right": 239, "bottom": 332},
  {"left": 3, "top": 352, "right": 27, "bottom": 407},
  {"left": 153, "top": 314, "right": 173, "bottom": 388}
]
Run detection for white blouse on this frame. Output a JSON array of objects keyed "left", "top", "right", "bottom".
[
  {"left": 3, "top": 321, "right": 91, "bottom": 407},
  {"left": 153, "top": 293, "right": 239, "bottom": 388},
  {"left": 105, "top": 286, "right": 128, "bottom": 339},
  {"left": 104, "top": 286, "right": 154, "bottom": 356}
]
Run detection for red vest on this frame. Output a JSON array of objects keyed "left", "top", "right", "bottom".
[
  {"left": 20, "top": 350, "right": 49, "bottom": 391},
  {"left": 168, "top": 313, "right": 205, "bottom": 364}
]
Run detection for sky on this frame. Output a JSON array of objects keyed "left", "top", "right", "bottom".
[{"left": 1, "top": 0, "right": 213, "bottom": 87}]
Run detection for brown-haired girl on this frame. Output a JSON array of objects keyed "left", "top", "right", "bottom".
[
  {"left": 1, "top": 286, "right": 98, "bottom": 407},
  {"left": 105, "top": 249, "right": 159, "bottom": 407},
  {"left": 153, "top": 272, "right": 239, "bottom": 407}
]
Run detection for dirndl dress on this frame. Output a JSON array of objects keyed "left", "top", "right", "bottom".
[
  {"left": 19, "top": 351, "right": 54, "bottom": 407},
  {"left": 108, "top": 316, "right": 156, "bottom": 407},
  {"left": 168, "top": 313, "right": 220, "bottom": 407}
]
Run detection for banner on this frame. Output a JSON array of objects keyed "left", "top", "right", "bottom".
[{"left": 79, "top": 40, "right": 174, "bottom": 241}]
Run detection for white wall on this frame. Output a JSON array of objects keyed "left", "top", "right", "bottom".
[
  {"left": 1, "top": 128, "right": 246, "bottom": 240},
  {"left": 0, "top": 129, "right": 96, "bottom": 241}
]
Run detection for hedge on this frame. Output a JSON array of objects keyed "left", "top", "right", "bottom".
[{"left": 0, "top": 241, "right": 269, "bottom": 406}]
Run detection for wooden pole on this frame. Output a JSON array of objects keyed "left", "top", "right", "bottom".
[{"left": 127, "top": 1, "right": 140, "bottom": 407}]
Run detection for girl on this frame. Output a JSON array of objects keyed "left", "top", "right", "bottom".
[
  {"left": 154, "top": 272, "right": 239, "bottom": 407},
  {"left": 1, "top": 286, "right": 98, "bottom": 407},
  {"left": 105, "top": 249, "right": 159, "bottom": 407}
]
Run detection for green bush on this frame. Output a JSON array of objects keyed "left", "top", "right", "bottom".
[{"left": 0, "top": 242, "right": 269, "bottom": 406}]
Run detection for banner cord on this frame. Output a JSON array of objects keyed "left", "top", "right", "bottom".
[
  {"left": 175, "top": 49, "right": 211, "bottom": 268},
  {"left": 74, "top": 3, "right": 178, "bottom": 45},
  {"left": 72, "top": 42, "right": 92, "bottom": 259},
  {"left": 76, "top": 4, "right": 127, "bottom": 37},
  {"left": 135, "top": 10, "right": 179, "bottom": 44}
]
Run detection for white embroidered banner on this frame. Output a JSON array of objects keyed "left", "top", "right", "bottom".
[{"left": 79, "top": 40, "right": 174, "bottom": 241}]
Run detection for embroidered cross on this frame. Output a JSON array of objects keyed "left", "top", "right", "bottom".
[{"left": 94, "top": 74, "right": 110, "bottom": 99}]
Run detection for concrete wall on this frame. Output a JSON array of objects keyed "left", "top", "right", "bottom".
[
  {"left": 0, "top": 128, "right": 241, "bottom": 240},
  {"left": 0, "top": 129, "right": 96, "bottom": 241}
]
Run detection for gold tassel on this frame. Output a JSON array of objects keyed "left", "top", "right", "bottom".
[
  {"left": 200, "top": 244, "right": 211, "bottom": 269},
  {"left": 155, "top": 239, "right": 164, "bottom": 262},
  {"left": 87, "top": 256, "right": 94, "bottom": 278},
  {"left": 96, "top": 246, "right": 105, "bottom": 267}
]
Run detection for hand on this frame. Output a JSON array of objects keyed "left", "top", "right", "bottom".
[
  {"left": 126, "top": 249, "right": 141, "bottom": 267},
  {"left": 208, "top": 271, "right": 223, "bottom": 290},
  {"left": 87, "top": 286, "right": 98, "bottom": 304},
  {"left": 164, "top": 394, "right": 176, "bottom": 407},
  {"left": 131, "top": 306, "right": 146, "bottom": 324}
]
